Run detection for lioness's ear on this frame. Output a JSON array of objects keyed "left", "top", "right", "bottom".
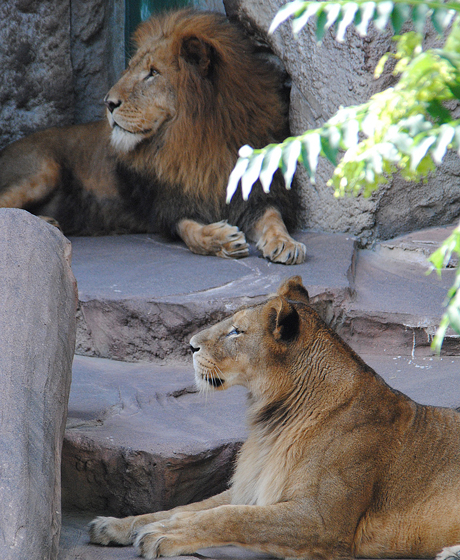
[
  {"left": 180, "top": 36, "right": 214, "bottom": 77},
  {"left": 277, "top": 275, "right": 309, "bottom": 304},
  {"left": 269, "top": 297, "right": 299, "bottom": 342}
]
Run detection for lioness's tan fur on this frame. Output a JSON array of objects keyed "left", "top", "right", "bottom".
[
  {"left": 90, "top": 276, "right": 460, "bottom": 558},
  {"left": 0, "top": 10, "right": 305, "bottom": 264}
]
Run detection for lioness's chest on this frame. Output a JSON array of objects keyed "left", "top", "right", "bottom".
[{"left": 231, "top": 436, "right": 292, "bottom": 506}]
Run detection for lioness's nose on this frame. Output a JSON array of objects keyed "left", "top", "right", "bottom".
[
  {"left": 104, "top": 94, "right": 122, "bottom": 113},
  {"left": 190, "top": 344, "right": 200, "bottom": 354}
]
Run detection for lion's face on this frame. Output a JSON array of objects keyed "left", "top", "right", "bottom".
[
  {"left": 190, "top": 276, "right": 312, "bottom": 396},
  {"left": 105, "top": 42, "right": 177, "bottom": 153}
]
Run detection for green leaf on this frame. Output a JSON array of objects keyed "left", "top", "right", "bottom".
[
  {"left": 373, "top": 0, "right": 394, "bottom": 31},
  {"left": 259, "top": 146, "right": 283, "bottom": 193},
  {"left": 391, "top": 2, "right": 411, "bottom": 34},
  {"left": 324, "top": 3, "right": 342, "bottom": 30},
  {"left": 269, "top": 0, "right": 307, "bottom": 34},
  {"left": 429, "top": 245, "right": 447, "bottom": 271},
  {"left": 336, "top": 2, "right": 359, "bottom": 41},
  {"left": 454, "top": 126, "right": 460, "bottom": 155},
  {"left": 374, "top": 53, "right": 390, "bottom": 78},
  {"left": 412, "top": 3, "right": 430, "bottom": 33},
  {"left": 427, "top": 99, "right": 453, "bottom": 124},
  {"left": 355, "top": 2, "right": 376, "bottom": 36},
  {"left": 431, "top": 8, "right": 455, "bottom": 35},
  {"left": 341, "top": 119, "right": 360, "bottom": 148},
  {"left": 241, "top": 152, "right": 265, "bottom": 200},
  {"left": 432, "top": 125, "right": 455, "bottom": 164},
  {"left": 301, "top": 133, "right": 321, "bottom": 183},
  {"left": 321, "top": 127, "right": 341, "bottom": 164},
  {"left": 226, "top": 156, "right": 249, "bottom": 203},
  {"left": 316, "top": 9, "right": 328, "bottom": 41},
  {"left": 446, "top": 81, "right": 460, "bottom": 100},
  {"left": 281, "top": 139, "right": 302, "bottom": 188},
  {"left": 292, "top": 2, "right": 322, "bottom": 35},
  {"left": 410, "top": 136, "right": 436, "bottom": 170}
]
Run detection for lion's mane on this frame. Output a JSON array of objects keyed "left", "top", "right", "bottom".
[{"left": 114, "top": 10, "right": 300, "bottom": 237}]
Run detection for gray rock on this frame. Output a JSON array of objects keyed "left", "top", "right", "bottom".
[
  {"left": 0, "top": 210, "right": 77, "bottom": 560},
  {"left": 225, "top": 0, "right": 460, "bottom": 243},
  {"left": 0, "top": 0, "right": 124, "bottom": 149},
  {"left": 62, "top": 356, "right": 246, "bottom": 515},
  {"left": 0, "top": 1, "right": 74, "bottom": 148},
  {"left": 70, "top": 0, "right": 125, "bottom": 124},
  {"left": 70, "top": 231, "right": 355, "bottom": 363}
]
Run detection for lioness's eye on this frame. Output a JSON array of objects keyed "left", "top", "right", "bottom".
[
  {"left": 227, "top": 327, "right": 241, "bottom": 337},
  {"left": 145, "top": 67, "right": 159, "bottom": 80}
]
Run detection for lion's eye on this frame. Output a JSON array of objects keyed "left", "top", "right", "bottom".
[
  {"left": 227, "top": 327, "right": 241, "bottom": 337},
  {"left": 145, "top": 67, "right": 159, "bottom": 80}
]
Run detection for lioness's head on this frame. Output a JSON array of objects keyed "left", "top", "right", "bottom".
[{"left": 190, "top": 276, "right": 317, "bottom": 396}]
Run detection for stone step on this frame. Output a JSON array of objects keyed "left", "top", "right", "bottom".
[
  {"left": 71, "top": 226, "right": 460, "bottom": 363},
  {"left": 71, "top": 231, "right": 353, "bottom": 363},
  {"left": 63, "top": 351, "right": 460, "bottom": 518},
  {"left": 63, "top": 355, "right": 247, "bottom": 516}
]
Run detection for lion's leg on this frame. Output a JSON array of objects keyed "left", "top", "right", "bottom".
[
  {"left": 177, "top": 219, "right": 249, "bottom": 259},
  {"left": 249, "top": 207, "right": 306, "bottom": 265},
  {"left": 134, "top": 501, "right": 338, "bottom": 559},
  {"left": 89, "top": 489, "right": 232, "bottom": 547},
  {"left": 0, "top": 159, "right": 61, "bottom": 209}
]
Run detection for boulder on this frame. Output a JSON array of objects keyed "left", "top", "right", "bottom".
[
  {"left": 224, "top": 0, "right": 460, "bottom": 244},
  {"left": 0, "top": 210, "right": 77, "bottom": 560}
]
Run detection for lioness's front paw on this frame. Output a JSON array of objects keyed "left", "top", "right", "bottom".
[
  {"left": 202, "top": 221, "right": 249, "bottom": 259},
  {"left": 257, "top": 235, "right": 307, "bottom": 265},
  {"left": 89, "top": 516, "right": 136, "bottom": 546},
  {"left": 134, "top": 522, "right": 195, "bottom": 559}
]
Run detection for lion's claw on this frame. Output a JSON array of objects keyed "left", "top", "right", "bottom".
[{"left": 258, "top": 236, "right": 306, "bottom": 265}]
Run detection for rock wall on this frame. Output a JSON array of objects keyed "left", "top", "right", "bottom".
[
  {"left": 0, "top": 1, "right": 74, "bottom": 149},
  {"left": 0, "top": 210, "right": 77, "bottom": 560},
  {"left": 225, "top": 0, "right": 460, "bottom": 244},
  {"left": 0, "top": 0, "right": 124, "bottom": 151},
  {"left": 1, "top": 0, "right": 458, "bottom": 241}
]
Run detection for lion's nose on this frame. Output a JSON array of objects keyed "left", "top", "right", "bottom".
[
  {"left": 104, "top": 94, "right": 122, "bottom": 113},
  {"left": 190, "top": 344, "right": 200, "bottom": 354}
]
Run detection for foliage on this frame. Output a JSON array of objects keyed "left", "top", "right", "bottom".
[{"left": 227, "top": 0, "right": 460, "bottom": 350}]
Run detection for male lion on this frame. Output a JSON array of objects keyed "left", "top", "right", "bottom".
[
  {"left": 0, "top": 10, "right": 306, "bottom": 264},
  {"left": 89, "top": 276, "right": 460, "bottom": 559}
]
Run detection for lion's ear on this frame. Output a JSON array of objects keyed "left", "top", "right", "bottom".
[
  {"left": 277, "top": 276, "right": 309, "bottom": 304},
  {"left": 180, "top": 36, "right": 214, "bottom": 77},
  {"left": 269, "top": 297, "right": 300, "bottom": 342}
]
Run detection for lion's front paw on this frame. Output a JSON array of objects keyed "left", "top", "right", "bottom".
[
  {"left": 88, "top": 516, "right": 136, "bottom": 546},
  {"left": 202, "top": 221, "right": 249, "bottom": 259},
  {"left": 134, "top": 521, "right": 196, "bottom": 559},
  {"left": 257, "top": 234, "right": 306, "bottom": 265}
]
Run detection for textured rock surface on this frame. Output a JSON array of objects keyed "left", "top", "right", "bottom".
[
  {"left": 70, "top": 0, "right": 125, "bottom": 124},
  {"left": 0, "top": 1, "right": 74, "bottom": 149},
  {"left": 62, "top": 356, "right": 245, "bottom": 515},
  {"left": 0, "top": 210, "right": 77, "bottom": 560},
  {"left": 71, "top": 231, "right": 355, "bottom": 362},
  {"left": 225, "top": 0, "right": 460, "bottom": 243},
  {"left": 70, "top": 227, "right": 459, "bottom": 364},
  {"left": 0, "top": 0, "right": 124, "bottom": 150}
]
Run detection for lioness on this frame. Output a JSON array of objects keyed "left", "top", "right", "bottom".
[
  {"left": 0, "top": 10, "right": 306, "bottom": 265},
  {"left": 89, "top": 275, "right": 460, "bottom": 559}
]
